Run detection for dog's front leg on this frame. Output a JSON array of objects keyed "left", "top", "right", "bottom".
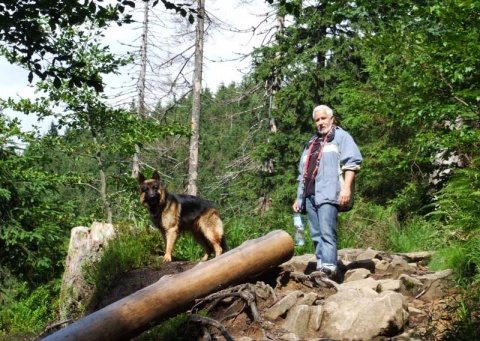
[{"left": 163, "top": 228, "right": 179, "bottom": 262}]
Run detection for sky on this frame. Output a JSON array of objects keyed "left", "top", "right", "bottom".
[{"left": 1, "top": 0, "right": 273, "bottom": 132}]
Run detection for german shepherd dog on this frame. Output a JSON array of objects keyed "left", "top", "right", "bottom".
[{"left": 138, "top": 171, "right": 227, "bottom": 262}]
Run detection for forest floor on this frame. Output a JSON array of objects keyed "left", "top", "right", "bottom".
[{"left": 83, "top": 257, "right": 462, "bottom": 341}]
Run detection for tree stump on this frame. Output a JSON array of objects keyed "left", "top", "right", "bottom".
[{"left": 59, "top": 222, "right": 115, "bottom": 321}]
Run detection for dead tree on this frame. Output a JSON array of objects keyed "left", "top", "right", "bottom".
[{"left": 187, "top": 0, "right": 205, "bottom": 196}]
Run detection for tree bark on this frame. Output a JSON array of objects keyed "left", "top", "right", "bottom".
[
  {"left": 187, "top": 0, "right": 205, "bottom": 196},
  {"left": 43, "top": 230, "right": 294, "bottom": 341},
  {"left": 132, "top": 0, "right": 150, "bottom": 179}
]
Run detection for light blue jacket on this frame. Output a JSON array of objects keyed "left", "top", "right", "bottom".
[{"left": 296, "top": 127, "right": 363, "bottom": 209}]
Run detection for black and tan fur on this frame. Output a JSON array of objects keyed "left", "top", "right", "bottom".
[{"left": 138, "top": 171, "right": 227, "bottom": 262}]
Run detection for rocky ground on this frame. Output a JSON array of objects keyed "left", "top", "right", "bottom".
[{"left": 85, "top": 248, "right": 462, "bottom": 341}]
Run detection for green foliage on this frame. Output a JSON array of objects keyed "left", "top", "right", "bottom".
[
  {"left": 427, "top": 159, "right": 480, "bottom": 238},
  {"left": 338, "top": 200, "right": 443, "bottom": 254},
  {"left": 425, "top": 159, "right": 480, "bottom": 283},
  {"left": 0, "top": 116, "right": 72, "bottom": 286},
  {"left": 429, "top": 237, "right": 480, "bottom": 285},
  {"left": 337, "top": 199, "right": 396, "bottom": 250},
  {"left": 0, "top": 282, "right": 59, "bottom": 337}
]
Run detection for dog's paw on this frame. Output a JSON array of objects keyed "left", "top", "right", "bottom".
[{"left": 163, "top": 255, "right": 172, "bottom": 262}]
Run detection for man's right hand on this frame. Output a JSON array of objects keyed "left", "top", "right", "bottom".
[{"left": 292, "top": 201, "right": 300, "bottom": 212}]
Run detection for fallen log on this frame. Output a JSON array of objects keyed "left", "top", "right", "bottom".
[{"left": 42, "top": 230, "right": 294, "bottom": 341}]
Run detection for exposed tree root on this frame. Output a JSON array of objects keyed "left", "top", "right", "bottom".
[
  {"left": 189, "top": 282, "right": 277, "bottom": 339},
  {"left": 192, "top": 283, "right": 272, "bottom": 322},
  {"left": 189, "top": 314, "right": 234, "bottom": 341}
]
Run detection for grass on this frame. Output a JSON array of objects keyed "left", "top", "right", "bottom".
[
  {"left": 386, "top": 217, "right": 439, "bottom": 253},
  {"left": 429, "top": 237, "right": 480, "bottom": 284},
  {"left": 338, "top": 199, "right": 395, "bottom": 250},
  {"left": 84, "top": 224, "right": 163, "bottom": 299}
]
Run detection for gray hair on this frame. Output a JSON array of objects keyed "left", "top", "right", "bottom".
[{"left": 312, "top": 105, "right": 333, "bottom": 119}]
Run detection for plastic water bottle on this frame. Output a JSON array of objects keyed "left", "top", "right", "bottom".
[{"left": 293, "top": 213, "right": 305, "bottom": 246}]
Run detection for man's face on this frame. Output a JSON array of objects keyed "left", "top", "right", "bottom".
[{"left": 314, "top": 110, "right": 334, "bottom": 136}]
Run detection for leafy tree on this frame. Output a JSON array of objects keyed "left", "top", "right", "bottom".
[
  {"left": 0, "top": 0, "right": 198, "bottom": 89},
  {"left": 0, "top": 114, "right": 71, "bottom": 285},
  {"left": 339, "top": 0, "right": 480, "bottom": 215}
]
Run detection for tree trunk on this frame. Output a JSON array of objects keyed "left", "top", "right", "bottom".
[
  {"left": 88, "top": 113, "right": 113, "bottom": 224},
  {"left": 43, "top": 230, "right": 294, "bottom": 341},
  {"left": 258, "top": 13, "right": 284, "bottom": 215},
  {"left": 132, "top": 0, "right": 150, "bottom": 179},
  {"left": 187, "top": 0, "right": 205, "bottom": 196}
]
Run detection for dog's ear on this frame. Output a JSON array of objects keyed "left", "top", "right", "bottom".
[
  {"left": 138, "top": 172, "right": 145, "bottom": 186},
  {"left": 152, "top": 170, "right": 160, "bottom": 182}
]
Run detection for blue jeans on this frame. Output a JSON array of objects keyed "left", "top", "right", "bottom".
[{"left": 305, "top": 195, "right": 339, "bottom": 271}]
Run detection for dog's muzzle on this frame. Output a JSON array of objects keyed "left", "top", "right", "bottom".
[{"left": 146, "top": 192, "right": 159, "bottom": 205}]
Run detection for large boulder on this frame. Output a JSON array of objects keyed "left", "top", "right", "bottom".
[{"left": 321, "top": 287, "right": 409, "bottom": 340}]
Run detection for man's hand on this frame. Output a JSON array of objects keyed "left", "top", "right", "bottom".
[
  {"left": 292, "top": 201, "right": 300, "bottom": 212},
  {"left": 338, "top": 187, "right": 352, "bottom": 209},
  {"left": 339, "top": 170, "right": 355, "bottom": 209}
]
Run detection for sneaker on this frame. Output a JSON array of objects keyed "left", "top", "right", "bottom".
[
  {"left": 321, "top": 267, "right": 336, "bottom": 280},
  {"left": 310, "top": 269, "right": 340, "bottom": 289}
]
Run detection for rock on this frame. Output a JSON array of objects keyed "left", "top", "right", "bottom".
[
  {"left": 308, "top": 305, "right": 323, "bottom": 331},
  {"left": 416, "top": 269, "right": 454, "bottom": 300},
  {"left": 278, "top": 333, "right": 300, "bottom": 341},
  {"left": 258, "top": 252, "right": 453, "bottom": 340},
  {"left": 396, "top": 251, "right": 435, "bottom": 263},
  {"left": 282, "top": 304, "right": 311, "bottom": 339},
  {"left": 264, "top": 291, "right": 303, "bottom": 321},
  {"left": 338, "top": 248, "right": 366, "bottom": 262},
  {"left": 58, "top": 244, "right": 456, "bottom": 341},
  {"left": 388, "top": 255, "right": 417, "bottom": 278},
  {"left": 356, "top": 248, "right": 381, "bottom": 261},
  {"left": 398, "top": 274, "right": 423, "bottom": 296},
  {"left": 374, "top": 258, "right": 391, "bottom": 271},
  {"left": 321, "top": 288, "right": 408, "bottom": 340},
  {"left": 344, "top": 268, "right": 371, "bottom": 282},
  {"left": 281, "top": 254, "right": 316, "bottom": 273},
  {"left": 340, "top": 277, "right": 380, "bottom": 291},
  {"left": 378, "top": 279, "right": 402, "bottom": 292},
  {"left": 297, "top": 292, "right": 318, "bottom": 306}
]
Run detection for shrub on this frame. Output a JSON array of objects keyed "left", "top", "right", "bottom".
[{"left": 0, "top": 282, "right": 59, "bottom": 336}]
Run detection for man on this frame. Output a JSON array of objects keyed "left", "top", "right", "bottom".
[{"left": 292, "top": 105, "right": 362, "bottom": 279}]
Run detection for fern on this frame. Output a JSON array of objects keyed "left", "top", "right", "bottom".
[
  {"left": 428, "top": 158, "right": 480, "bottom": 239},
  {"left": 427, "top": 158, "right": 480, "bottom": 283}
]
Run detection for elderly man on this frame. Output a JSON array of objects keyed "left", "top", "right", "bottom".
[{"left": 293, "top": 105, "right": 363, "bottom": 279}]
